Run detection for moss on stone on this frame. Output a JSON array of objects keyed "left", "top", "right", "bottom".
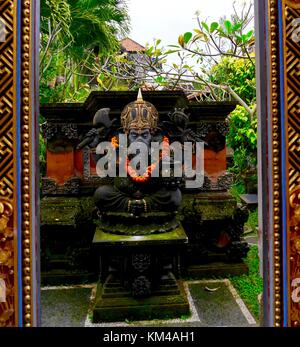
[
  {"left": 40, "top": 196, "right": 94, "bottom": 226},
  {"left": 180, "top": 193, "right": 237, "bottom": 221}
]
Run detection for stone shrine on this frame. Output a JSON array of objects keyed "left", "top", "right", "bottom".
[{"left": 40, "top": 91, "right": 249, "bottom": 321}]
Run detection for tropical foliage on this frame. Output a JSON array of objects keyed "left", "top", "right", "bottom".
[
  {"left": 40, "top": 0, "right": 130, "bottom": 103},
  {"left": 39, "top": 0, "right": 130, "bottom": 174}
]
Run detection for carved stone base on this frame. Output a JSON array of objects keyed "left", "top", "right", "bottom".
[
  {"left": 92, "top": 225, "right": 189, "bottom": 322},
  {"left": 93, "top": 274, "right": 189, "bottom": 323}
]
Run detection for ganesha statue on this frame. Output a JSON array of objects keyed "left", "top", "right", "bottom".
[
  {"left": 77, "top": 91, "right": 198, "bottom": 321},
  {"left": 78, "top": 90, "right": 195, "bottom": 236}
]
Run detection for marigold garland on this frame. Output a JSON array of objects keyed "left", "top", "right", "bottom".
[
  {"left": 111, "top": 135, "right": 170, "bottom": 183},
  {"left": 111, "top": 136, "right": 119, "bottom": 149}
]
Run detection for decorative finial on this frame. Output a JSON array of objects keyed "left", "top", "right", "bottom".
[{"left": 136, "top": 88, "right": 144, "bottom": 103}]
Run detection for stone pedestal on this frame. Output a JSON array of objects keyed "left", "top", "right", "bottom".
[
  {"left": 92, "top": 225, "right": 190, "bottom": 322},
  {"left": 181, "top": 192, "right": 250, "bottom": 277},
  {"left": 40, "top": 197, "right": 96, "bottom": 285}
]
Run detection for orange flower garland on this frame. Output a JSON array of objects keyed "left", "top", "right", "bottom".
[
  {"left": 126, "top": 136, "right": 169, "bottom": 183},
  {"left": 126, "top": 158, "right": 157, "bottom": 183},
  {"left": 111, "top": 136, "right": 119, "bottom": 149},
  {"left": 110, "top": 135, "right": 169, "bottom": 183}
]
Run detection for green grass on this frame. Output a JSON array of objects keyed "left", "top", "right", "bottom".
[{"left": 229, "top": 245, "right": 263, "bottom": 320}]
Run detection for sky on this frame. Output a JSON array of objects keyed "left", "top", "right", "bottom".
[{"left": 127, "top": 0, "right": 240, "bottom": 48}]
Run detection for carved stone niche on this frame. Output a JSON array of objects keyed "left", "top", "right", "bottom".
[
  {"left": 182, "top": 101, "right": 237, "bottom": 193},
  {"left": 41, "top": 121, "right": 81, "bottom": 196},
  {"left": 41, "top": 105, "right": 81, "bottom": 196}
]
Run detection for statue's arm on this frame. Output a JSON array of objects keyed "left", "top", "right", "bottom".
[{"left": 76, "top": 128, "right": 104, "bottom": 150}]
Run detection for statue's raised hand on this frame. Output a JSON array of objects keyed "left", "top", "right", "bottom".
[{"left": 77, "top": 108, "right": 117, "bottom": 150}]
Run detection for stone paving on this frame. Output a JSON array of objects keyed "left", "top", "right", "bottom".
[{"left": 41, "top": 279, "right": 259, "bottom": 328}]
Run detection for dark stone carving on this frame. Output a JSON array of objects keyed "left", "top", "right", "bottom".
[
  {"left": 61, "top": 124, "right": 78, "bottom": 139},
  {"left": 192, "top": 173, "right": 233, "bottom": 192},
  {"left": 42, "top": 177, "right": 81, "bottom": 196},
  {"left": 225, "top": 204, "right": 250, "bottom": 261},
  {"left": 181, "top": 194, "right": 250, "bottom": 265},
  {"left": 205, "top": 131, "right": 226, "bottom": 152},
  {"left": 42, "top": 123, "right": 58, "bottom": 140},
  {"left": 196, "top": 121, "right": 229, "bottom": 152},
  {"left": 217, "top": 172, "right": 235, "bottom": 191},
  {"left": 196, "top": 121, "right": 229, "bottom": 139},
  {"left": 226, "top": 241, "right": 249, "bottom": 262},
  {"left": 88, "top": 91, "right": 191, "bottom": 321},
  {"left": 216, "top": 121, "right": 230, "bottom": 136},
  {"left": 83, "top": 147, "right": 91, "bottom": 180},
  {"left": 39, "top": 93, "right": 246, "bottom": 290},
  {"left": 199, "top": 176, "right": 212, "bottom": 191},
  {"left": 131, "top": 276, "right": 151, "bottom": 298},
  {"left": 168, "top": 108, "right": 189, "bottom": 128},
  {"left": 228, "top": 204, "right": 250, "bottom": 241},
  {"left": 40, "top": 196, "right": 96, "bottom": 284},
  {"left": 41, "top": 123, "right": 78, "bottom": 140},
  {"left": 132, "top": 253, "right": 151, "bottom": 272},
  {"left": 82, "top": 147, "right": 114, "bottom": 185},
  {"left": 197, "top": 122, "right": 212, "bottom": 138}
]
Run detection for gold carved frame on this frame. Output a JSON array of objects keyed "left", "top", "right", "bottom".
[{"left": 0, "top": 0, "right": 300, "bottom": 327}]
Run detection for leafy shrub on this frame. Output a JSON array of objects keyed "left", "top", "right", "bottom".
[
  {"left": 226, "top": 105, "right": 257, "bottom": 190},
  {"left": 211, "top": 57, "right": 256, "bottom": 104}
]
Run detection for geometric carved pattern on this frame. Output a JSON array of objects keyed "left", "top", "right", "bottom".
[
  {"left": 0, "top": 0, "right": 14, "bottom": 326},
  {"left": 285, "top": 4, "right": 300, "bottom": 327},
  {"left": 286, "top": 8, "right": 300, "bottom": 191},
  {"left": 0, "top": 1, "right": 14, "bottom": 200}
]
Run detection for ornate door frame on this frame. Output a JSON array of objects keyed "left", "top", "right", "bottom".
[
  {"left": 0, "top": 0, "right": 300, "bottom": 327},
  {"left": 255, "top": 0, "right": 300, "bottom": 327}
]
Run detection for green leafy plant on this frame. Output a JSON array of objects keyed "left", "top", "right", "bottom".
[
  {"left": 39, "top": 0, "right": 130, "bottom": 103},
  {"left": 210, "top": 57, "right": 256, "bottom": 104},
  {"left": 226, "top": 105, "right": 257, "bottom": 189},
  {"left": 245, "top": 208, "right": 258, "bottom": 233}
]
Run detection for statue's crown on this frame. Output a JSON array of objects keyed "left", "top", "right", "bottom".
[{"left": 121, "top": 89, "right": 158, "bottom": 133}]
